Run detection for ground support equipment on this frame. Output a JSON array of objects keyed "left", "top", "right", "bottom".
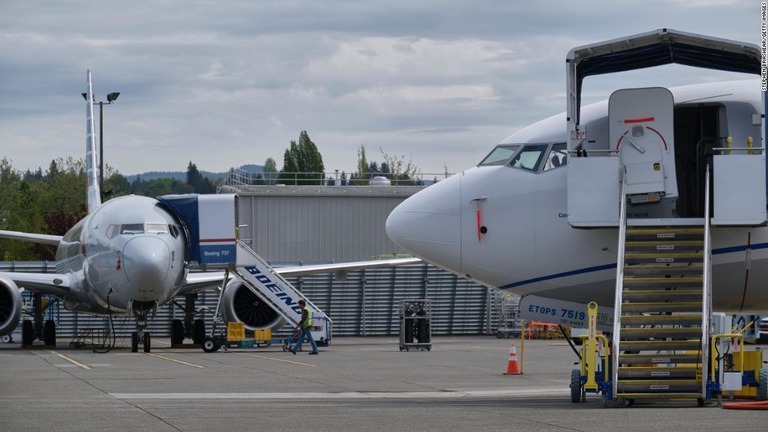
[
  {"left": 569, "top": 302, "right": 612, "bottom": 403},
  {"left": 399, "top": 299, "right": 431, "bottom": 351}
]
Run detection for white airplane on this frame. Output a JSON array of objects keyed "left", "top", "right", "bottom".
[
  {"left": 386, "top": 29, "right": 768, "bottom": 328},
  {"left": 0, "top": 70, "right": 418, "bottom": 352}
]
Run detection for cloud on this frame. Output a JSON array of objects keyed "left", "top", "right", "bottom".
[{"left": 0, "top": 0, "right": 763, "bottom": 177}]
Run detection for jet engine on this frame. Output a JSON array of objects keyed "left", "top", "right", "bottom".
[
  {"left": 0, "top": 275, "right": 22, "bottom": 336},
  {"left": 220, "top": 280, "right": 286, "bottom": 331}
]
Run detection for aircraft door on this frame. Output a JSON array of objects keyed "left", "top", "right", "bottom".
[{"left": 610, "top": 87, "right": 678, "bottom": 203}]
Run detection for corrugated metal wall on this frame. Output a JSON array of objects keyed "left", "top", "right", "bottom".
[
  {"left": 4, "top": 262, "right": 503, "bottom": 341},
  {"left": 234, "top": 186, "right": 422, "bottom": 263}
]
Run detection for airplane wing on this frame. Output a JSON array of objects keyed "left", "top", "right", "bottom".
[
  {"left": 179, "top": 257, "right": 422, "bottom": 295},
  {"left": 274, "top": 257, "right": 422, "bottom": 276},
  {"left": 0, "top": 271, "right": 72, "bottom": 297},
  {"left": 0, "top": 229, "right": 62, "bottom": 246}
]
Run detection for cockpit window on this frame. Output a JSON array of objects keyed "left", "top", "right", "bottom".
[
  {"left": 478, "top": 145, "right": 520, "bottom": 166},
  {"left": 106, "top": 224, "right": 118, "bottom": 239},
  {"left": 147, "top": 223, "right": 168, "bottom": 234},
  {"left": 543, "top": 143, "right": 567, "bottom": 171},
  {"left": 120, "top": 224, "right": 145, "bottom": 235},
  {"left": 509, "top": 144, "right": 548, "bottom": 172}
]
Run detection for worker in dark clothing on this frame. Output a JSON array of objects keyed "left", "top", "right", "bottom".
[{"left": 290, "top": 299, "right": 318, "bottom": 355}]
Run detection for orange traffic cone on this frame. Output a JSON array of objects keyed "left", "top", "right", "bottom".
[{"left": 503, "top": 341, "right": 522, "bottom": 375}]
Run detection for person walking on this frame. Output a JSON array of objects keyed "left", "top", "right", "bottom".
[{"left": 291, "top": 299, "right": 319, "bottom": 355}]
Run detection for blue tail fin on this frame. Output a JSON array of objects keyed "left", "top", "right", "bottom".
[{"left": 85, "top": 69, "right": 101, "bottom": 213}]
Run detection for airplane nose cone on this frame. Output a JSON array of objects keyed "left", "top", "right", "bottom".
[
  {"left": 386, "top": 174, "right": 461, "bottom": 272},
  {"left": 122, "top": 237, "right": 171, "bottom": 297}
]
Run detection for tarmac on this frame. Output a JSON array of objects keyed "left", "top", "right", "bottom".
[{"left": 1, "top": 335, "right": 766, "bottom": 432}]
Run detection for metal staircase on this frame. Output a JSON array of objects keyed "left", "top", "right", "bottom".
[{"left": 610, "top": 169, "right": 712, "bottom": 405}]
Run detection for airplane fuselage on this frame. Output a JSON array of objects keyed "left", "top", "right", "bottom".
[
  {"left": 56, "top": 195, "right": 187, "bottom": 315},
  {"left": 387, "top": 80, "right": 768, "bottom": 314}
]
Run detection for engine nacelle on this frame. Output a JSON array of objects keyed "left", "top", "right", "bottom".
[
  {"left": 0, "top": 275, "right": 23, "bottom": 336},
  {"left": 220, "top": 280, "right": 285, "bottom": 331}
]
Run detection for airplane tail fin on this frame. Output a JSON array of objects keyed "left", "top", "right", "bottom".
[{"left": 85, "top": 69, "right": 101, "bottom": 213}]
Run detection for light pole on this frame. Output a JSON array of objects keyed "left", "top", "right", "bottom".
[{"left": 82, "top": 91, "right": 120, "bottom": 193}]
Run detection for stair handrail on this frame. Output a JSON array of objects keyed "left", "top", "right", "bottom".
[
  {"left": 701, "top": 165, "right": 712, "bottom": 397},
  {"left": 611, "top": 169, "right": 628, "bottom": 400}
]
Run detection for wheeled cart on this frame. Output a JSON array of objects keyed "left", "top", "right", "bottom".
[{"left": 399, "top": 299, "right": 431, "bottom": 351}]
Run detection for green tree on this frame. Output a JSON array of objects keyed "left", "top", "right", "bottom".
[
  {"left": 0, "top": 158, "right": 21, "bottom": 229},
  {"left": 358, "top": 145, "right": 368, "bottom": 178},
  {"left": 102, "top": 164, "right": 130, "bottom": 199},
  {"left": 186, "top": 162, "right": 215, "bottom": 193},
  {"left": 263, "top": 157, "right": 278, "bottom": 185},
  {"left": 379, "top": 148, "right": 421, "bottom": 185},
  {"left": 279, "top": 131, "right": 325, "bottom": 185}
]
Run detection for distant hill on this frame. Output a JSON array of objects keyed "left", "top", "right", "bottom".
[{"left": 126, "top": 164, "right": 264, "bottom": 183}]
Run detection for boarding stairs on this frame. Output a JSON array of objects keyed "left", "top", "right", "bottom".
[
  {"left": 610, "top": 171, "right": 712, "bottom": 405},
  {"left": 211, "top": 241, "right": 331, "bottom": 342}
]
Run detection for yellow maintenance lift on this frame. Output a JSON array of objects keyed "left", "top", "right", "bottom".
[{"left": 570, "top": 303, "right": 767, "bottom": 406}]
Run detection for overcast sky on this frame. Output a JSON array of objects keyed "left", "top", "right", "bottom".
[{"left": 0, "top": 1, "right": 763, "bottom": 178}]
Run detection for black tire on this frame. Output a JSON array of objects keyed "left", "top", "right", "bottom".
[
  {"left": 131, "top": 332, "right": 139, "bottom": 353},
  {"left": 43, "top": 320, "right": 56, "bottom": 347},
  {"left": 171, "top": 320, "right": 184, "bottom": 345},
  {"left": 143, "top": 332, "right": 151, "bottom": 353},
  {"left": 570, "top": 369, "right": 582, "bottom": 403},
  {"left": 21, "top": 320, "right": 34, "bottom": 345},
  {"left": 573, "top": 338, "right": 583, "bottom": 346},
  {"left": 503, "top": 332, "right": 510, "bottom": 339},
  {"left": 495, "top": 331, "right": 503, "bottom": 339},
  {"left": 193, "top": 319, "right": 206, "bottom": 345},
  {"left": 202, "top": 337, "right": 220, "bottom": 353},
  {"left": 758, "top": 368, "right": 768, "bottom": 401}
]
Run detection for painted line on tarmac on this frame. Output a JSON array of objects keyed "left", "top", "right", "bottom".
[
  {"left": 111, "top": 388, "right": 568, "bottom": 400},
  {"left": 234, "top": 352, "right": 316, "bottom": 367},
  {"left": 47, "top": 350, "right": 91, "bottom": 370},
  {"left": 145, "top": 353, "right": 205, "bottom": 368}
]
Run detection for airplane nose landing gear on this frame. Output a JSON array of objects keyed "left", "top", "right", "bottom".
[
  {"left": 130, "top": 300, "right": 156, "bottom": 353},
  {"left": 130, "top": 329, "right": 151, "bottom": 353}
]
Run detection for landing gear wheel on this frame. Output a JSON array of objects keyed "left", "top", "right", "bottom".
[
  {"left": 131, "top": 332, "right": 139, "bottom": 353},
  {"left": 21, "top": 320, "right": 34, "bottom": 345},
  {"left": 758, "top": 369, "right": 768, "bottom": 401},
  {"left": 202, "top": 337, "right": 220, "bottom": 353},
  {"left": 193, "top": 319, "right": 206, "bottom": 345},
  {"left": 171, "top": 320, "right": 184, "bottom": 345},
  {"left": 43, "top": 320, "right": 56, "bottom": 346},
  {"left": 143, "top": 332, "right": 151, "bottom": 353},
  {"left": 570, "top": 369, "right": 583, "bottom": 403}
]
